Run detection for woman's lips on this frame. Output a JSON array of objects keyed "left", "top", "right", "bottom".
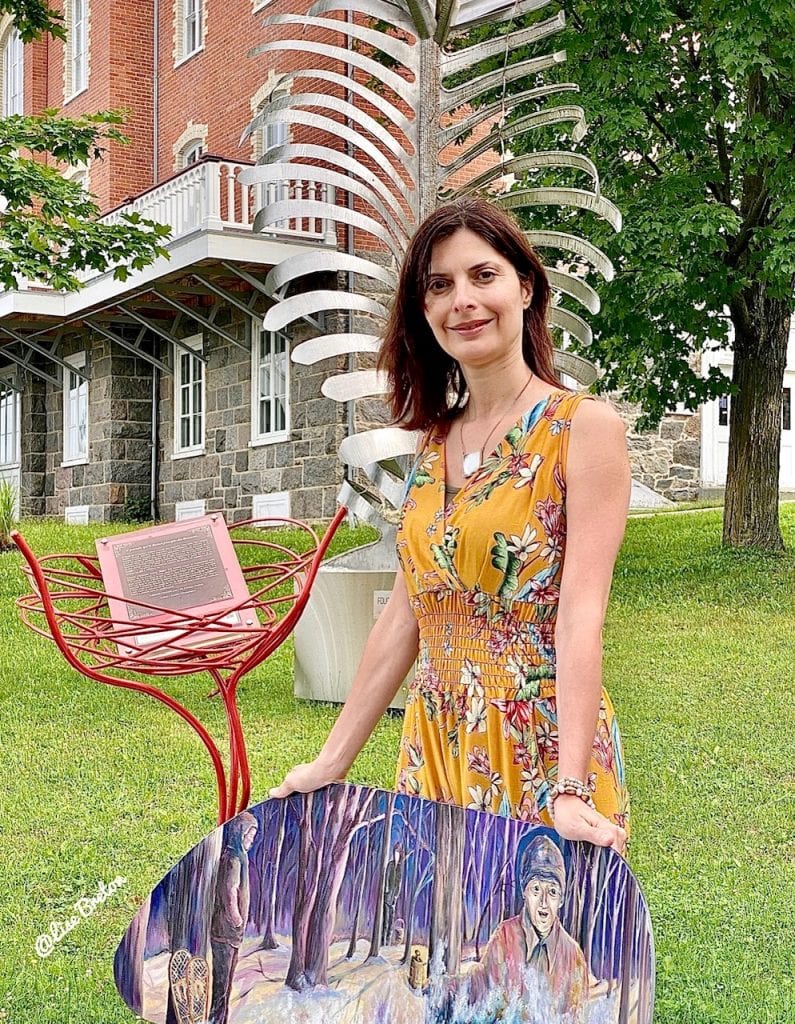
[{"left": 449, "top": 319, "right": 492, "bottom": 335}]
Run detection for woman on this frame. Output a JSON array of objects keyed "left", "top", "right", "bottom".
[{"left": 272, "top": 199, "right": 630, "bottom": 854}]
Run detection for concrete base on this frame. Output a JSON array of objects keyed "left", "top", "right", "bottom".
[{"left": 293, "top": 529, "right": 411, "bottom": 710}]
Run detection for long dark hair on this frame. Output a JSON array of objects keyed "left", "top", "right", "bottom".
[{"left": 378, "top": 198, "right": 562, "bottom": 430}]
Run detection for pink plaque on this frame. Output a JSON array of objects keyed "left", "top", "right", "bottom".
[{"left": 96, "top": 516, "right": 261, "bottom": 657}]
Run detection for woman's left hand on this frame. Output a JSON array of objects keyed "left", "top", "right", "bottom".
[{"left": 551, "top": 794, "right": 627, "bottom": 856}]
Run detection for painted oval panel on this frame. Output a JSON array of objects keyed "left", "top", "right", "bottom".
[{"left": 115, "top": 783, "right": 654, "bottom": 1024}]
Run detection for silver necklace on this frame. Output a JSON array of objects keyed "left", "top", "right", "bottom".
[{"left": 459, "top": 374, "right": 534, "bottom": 478}]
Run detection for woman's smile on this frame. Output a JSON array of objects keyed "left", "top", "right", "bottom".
[{"left": 448, "top": 318, "right": 493, "bottom": 337}]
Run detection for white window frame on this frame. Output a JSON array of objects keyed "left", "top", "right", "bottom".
[
  {"left": 250, "top": 329, "right": 289, "bottom": 446},
  {"left": 62, "top": 352, "right": 89, "bottom": 467},
  {"left": 67, "top": 0, "right": 88, "bottom": 99},
  {"left": 179, "top": 0, "right": 203, "bottom": 64},
  {"left": 181, "top": 139, "right": 204, "bottom": 168},
  {"left": 173, "top": 335, "right": 205, "bottom": 458},
  {"left": 1, "top": 27, "right": 23, "bottom": 116},
  {"left": 0, "top": 386, "right": 21, "bottom": 469}
]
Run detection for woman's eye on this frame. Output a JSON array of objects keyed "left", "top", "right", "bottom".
[
  {"left": 428, "top": 279, "right": 448, "bottom": 292},
  {"left": 478, "top": 270, "right": 496, "bottom": 281}
]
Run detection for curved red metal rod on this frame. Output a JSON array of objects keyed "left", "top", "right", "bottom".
[
  {"left": 11, "top": 505, "right": 348, "bottom": 823},
  {"left": 11, "top": 530, "right": 230, "bottom": 825}
]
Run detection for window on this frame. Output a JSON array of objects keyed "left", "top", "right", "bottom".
[
  {"left": 67, "top": 0, "right": 88, "bottom": 97},
  {"left": 718, "top": 394, "right": 729, "bottom": 428},
  {"left": 63, "top": 353, "right": 88, "bottom": 465},
  {"left": 183, "top": 0, "right": 202, "bottom": 60},
  {"left": 1, "top": 27, "right": 23, "bottom": 116},
  {"left": 783, "top": 388, "right": 791, "bottom": 432},
  {"left": 252, "top": 330, "right": 289, "bottom": 443},
  {"left": 182, "top": 140, "right": 204, "bottom": 167},
  {"left": 174, "top": 336, "right": 204, "bottom": 456},
  {"left": 0, "top": 386, "right": 20, "bottom": 467},
  {"left": 262, "top": 100, "right": 288, "bottom": 156}
]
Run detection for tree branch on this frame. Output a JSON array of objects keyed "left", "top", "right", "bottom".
[{"left": 727, "top": 188, "right": 771, "bottom": 264}]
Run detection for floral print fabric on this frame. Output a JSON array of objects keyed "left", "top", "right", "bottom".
[{"left": 395, "top": 390, "right": 629, "bottom": 831}]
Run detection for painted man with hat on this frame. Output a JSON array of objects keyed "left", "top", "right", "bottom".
[{"left": 465, "top": 835, "right": 589, "bottom": 1021}]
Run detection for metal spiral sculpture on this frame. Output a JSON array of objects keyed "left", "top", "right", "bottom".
[{"left": 240, "top": 0, "right": 621, "bottom": 525}]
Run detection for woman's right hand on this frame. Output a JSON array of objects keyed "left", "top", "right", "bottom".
[{"left": 269, "top": 758, "right": 343, "bottom": 800}]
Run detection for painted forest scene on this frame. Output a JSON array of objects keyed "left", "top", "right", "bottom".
[{"left": 115, "top": 784, "right": 653, "bottom": 1024}]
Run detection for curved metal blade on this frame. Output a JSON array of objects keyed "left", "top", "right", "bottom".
[
  {"left": 553, "top": 349, "right": 599, "bottom": 386},
  {"left": 322, "top": 369, "right": 389, "bottom": 402},
  {"left": 262, "top": 291, "right": 389, "bottom": 333},
  {"left": 527, "top": 230, "right": 615, "bottom": 280},
  {"left": 264, "top": 251, "right": 397, "bottom": 301},
  {"left": 248, "top": 38, "right": 417, "bottom": 104},
  {"left": 550, "top": 305, "right": 593, "bottom": 346},
  {"left": 442, "top": 148, "right": 599, "bottom": 200},
  {"left": 246, "top": 93, "right": 415, "bottom": 166},
  {"left": 261, "top": 13, "right": 415, "bottom": 67},
  {"left": 242, "top": 67, "right": 414, "bottom": 141},
  {"left": 293, "top": 334, "right": 384, "bottom": 365},
  {"left": 440, "top": 50, "right": 567, "bottom": 110},
  {"left": 450, "top": 0, "right": 553, "bottom": 33},
  {"left": 441, "top": 12, "right": 566, "bottom": 76},
  {"left": 546, "top": 269, "right": 601, "bottom": 315},
  {"left": 252, "top": 143, "right": 416, "bottom": 223},
  {"left": 254, "top": 201, "right": 406, "bottom": 262},
  {"left": 440, "top": 106, "right": 587, "bottom": 182},
  {"left": 308, "top": 0, "right": 417, "bottom": 33},
  {"left": 339, "top": 426, "right": 421, "bottom": 468},
  {"left": 437, "top": 84, "right": 580, "bottom": 148},
  {"left": 241, "top": 162, "right": 411, "bottom": 248},
  {"left": 499, "top": 188, "right": 623, "bottom": 232}
]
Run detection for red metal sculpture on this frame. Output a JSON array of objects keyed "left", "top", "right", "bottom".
[{"left": 12, "top": 507, "right": 347, "bottom": 824}]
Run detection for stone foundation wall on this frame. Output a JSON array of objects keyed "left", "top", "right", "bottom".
[
  {"left": 18, "top": 373, "right": 47, "bottom": 517},
  {"left": 44, "top": 334, "right": 154, "bottom": 522},
  {"left": 614, "top": 399, "right": 701, "bottom": 501}
]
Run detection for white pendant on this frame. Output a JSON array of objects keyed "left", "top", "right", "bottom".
[{"left": 462, "top": 450, "right": 481, "bottom": 478}]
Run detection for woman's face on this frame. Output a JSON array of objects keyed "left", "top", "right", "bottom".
[{"left": 422, "top": 228, "right": 531, "bottom": 372}]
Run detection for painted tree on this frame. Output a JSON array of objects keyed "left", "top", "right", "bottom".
[
  {"left": 242, "top": 0, "right": 621, "bottom": 524},
  {"left": 0, "top": 1, "right": 169, "bottom": 293},
  {"left": 540, "top": 2, "right": 794, "bottom": 550},
  {"left": 427, "top": 802, "right": 466, "bottom": 974},
  {"left": 285, "top": 786, "right": 376, "bottom": 990}
]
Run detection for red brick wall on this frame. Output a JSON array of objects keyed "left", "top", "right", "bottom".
[
  {"left": 26, "top": 1, "right": 154, "bottom": 208},
  {"left": 22, "top": 0, "right": 500, "bottom": 223}
]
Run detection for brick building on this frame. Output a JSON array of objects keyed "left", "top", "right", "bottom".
[{"left": 2, "top": 2, "right": 786, "bottom": 524}]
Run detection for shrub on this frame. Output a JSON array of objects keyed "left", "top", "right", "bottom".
[{"left": 0, "top": 480, "right": 18, "bottom": 551}]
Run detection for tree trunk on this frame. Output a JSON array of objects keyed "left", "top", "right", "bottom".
[
  {"left": 115, "top": 893, "right": 150, "bottom": 1016},
  {"left": 260, "top": 800, "right": 285, "bottom": 950},
  {"left": 428, "top": 803, "right": 465, "bottom": 975},
  {"left": 367, "top": 791, "right": 396, "bottom": 959},
  {"left": 724, "top": 275, "right": 791, "bottom": 551}
]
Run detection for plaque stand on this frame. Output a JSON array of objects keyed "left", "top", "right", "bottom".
[{"left": 12, "top": 507, "right": 347, "bottom": 824}]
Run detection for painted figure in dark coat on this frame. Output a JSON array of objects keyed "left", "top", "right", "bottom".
[
  {"left": 382, "top": 843, "right": 403, "bottom": 944},
  {"left": 209, "top": 811, "right": 258, "bottom": 1024}
]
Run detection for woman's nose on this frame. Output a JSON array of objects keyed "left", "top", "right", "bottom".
[{"left": 451, "top": 281, "right": 476, "bottom": 309}]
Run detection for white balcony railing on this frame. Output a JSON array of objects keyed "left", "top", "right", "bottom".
[
  {"left": 102, "top": 157, "right": 338, "bottom": 247},
  {"left": 3, "top": 158, "right": 338, "bottom": 295}
]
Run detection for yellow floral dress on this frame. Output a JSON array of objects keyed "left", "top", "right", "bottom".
[{"left": 395, "top": 389, "right": 629, "bottom": 831}]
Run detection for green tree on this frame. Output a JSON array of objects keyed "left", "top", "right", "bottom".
[
  {"left": 541, "top": 2, "right": 795, "bottom": 550},
  {"left": 0, "top": 0, "right": 169, "bottom": 293}
]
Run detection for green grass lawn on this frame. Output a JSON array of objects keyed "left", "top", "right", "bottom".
[{"left": 1, "top": 511, "right": 794, "bottom": 1023}]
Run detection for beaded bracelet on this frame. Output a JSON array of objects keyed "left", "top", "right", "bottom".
[{"left": 549, "top": 776, "right": 596, "bottom": 813}]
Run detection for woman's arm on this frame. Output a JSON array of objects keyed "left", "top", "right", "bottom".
[
  {"left": 552, "top": 398, "right": 630, "bottom": 852},
  {"left": 270, "top": 568, "right": 419, "bottom": 797}
]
